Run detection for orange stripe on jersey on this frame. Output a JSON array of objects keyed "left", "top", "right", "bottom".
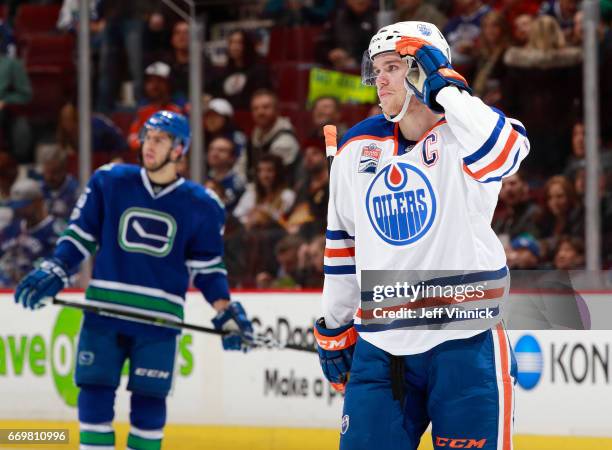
[
  {"left": 463, "top": 129, "right": 519, "bottom": 180},
  {"left": 324, "top": 247, "right": 355, "bottom": 258},
  {"left": 496, "top": 323, "right": 513, "bottom": 450},
  {"left": 336, "top": 135, "right": 395, "bottom": 156}
]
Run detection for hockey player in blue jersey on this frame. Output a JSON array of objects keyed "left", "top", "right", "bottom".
[{"left": 14, "top": 111, "right": 254, "bottom": 450}]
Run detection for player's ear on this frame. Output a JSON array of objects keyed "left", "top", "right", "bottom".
[{"left": 171, "top": 145, "right": 184, "bottom": 161}]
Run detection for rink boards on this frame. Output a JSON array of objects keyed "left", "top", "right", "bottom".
[{"left": 0, "top": 290, "right": 611, "bottom": 449}]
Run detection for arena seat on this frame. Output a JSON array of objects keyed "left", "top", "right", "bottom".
[
  {"left": 14, "top": 4, "right": 62, "bottom": 36},
  {"left": 267, "top": 26, "right": 323, "bottom": 64},
  {"left": 273, "top": 62, "right": 313, "bottom": 105},
  {"left": 22, "top": 34, "right": 75, "bottom": 68}
]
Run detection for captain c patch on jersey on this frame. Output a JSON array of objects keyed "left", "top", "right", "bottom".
[
  {"left": 365, "top": 162, "right": 437, "bottom": 246},
  {"left": 358, "top": 143, "right": 382, "bottom": 173}
]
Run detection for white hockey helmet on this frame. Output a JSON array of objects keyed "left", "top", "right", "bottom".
[{"left": 362, "top": 21, "right": 450, "bottom": 122}]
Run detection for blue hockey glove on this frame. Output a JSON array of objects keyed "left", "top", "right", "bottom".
[
  {"left": 314, "top": 318, "right": 357, "bottom": 393},
  {"left": 396, "top": 36, "right": 471, "bottom": 113},
  {"left": 212, "top": 301, "right": 254, "bottom": 351},
  {"left": 14, "top": 258, "right": 68, "bottom": 310}
]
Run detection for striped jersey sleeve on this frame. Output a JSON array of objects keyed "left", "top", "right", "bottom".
[
  {"left": 322, "top": 148, "right": 361, "bottom": 328},
  {"left": 189, "top": 191, "right": 230, "bottom": 305},
  {"left": 436, "top": 86, "right": 530, "bottom": 183},
  {"left": 54, "top": 168, "right": 105, "bottom": 269}
]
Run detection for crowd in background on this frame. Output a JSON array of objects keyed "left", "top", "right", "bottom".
[{"left": 0, "top": 0, "right": 611, "bottom": 289}]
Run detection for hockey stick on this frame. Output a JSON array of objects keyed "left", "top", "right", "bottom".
[
  {"left": 323, "top": 124, "right": 337, "bottom": 174},
  {"left": 52, "top": 297, "right": 316, "bottom": 353}
]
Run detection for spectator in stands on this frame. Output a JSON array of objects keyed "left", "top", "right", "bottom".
[
  {"left": 167, "top": 21, "right": 190, "bottom": 102},
  {"left": 204, "top": 98, "right": 248, "bottom": 178},
  {"left": 540, "top": 0, "right": 580, "bottom": 41},
  {"left": 503, "top": 15, "right": 582, "bottom": 176},
  {"left": 255, "top": 234, "right": 304, "bottom": 288},
  {"left": 0, "top": 152, "right": 17, "bottom": 202},
  {"left": 315, "top": 0, "right": 376, "bottom": 70},
  {"left": 127, "top": 62, "right": 183, "bottom": 151},
  {"left": 206, "top": 136, "right": 246, "bottom": 212},
  {"left": 0, "top": 179, "right": 63, "bottom": 287},
  {"left": 57, "top": 102, "right": 128, "bottom": 156},
  {"left": 296, "top": 234, "right": 325, "bottom": 288},
  {"left": 233, "top": 153, "right": 295, "bottom": 230},
  {"left": 263, "top": 0, "right": 335, "bottom": 25},
  {"left": 493, "top": 172, "right": 541, "bottom": 240},
  {"left": 36, "top": 144, "right": 80, "bottom": 222},
  {"left": 96, "top": 0, "right": 161, "bottom": 112},
  {"left": 566, "top": 123, "right": 612, "bottom": 189},
  {"left": 0, "top": 52, "right": 32, "bottom": 162},
  {"left": 0, "top": 152, "right": 18, "bottom": 229},
  {"left": 537, "top": 175, "right": 584, "bottom": 260},
  {"left": 506, "top": 234, "right": 540, "bottom": 269},
  {"left": 308, "top": 96, "right": 348, "bottom": 141},
  {"left": 286, "top": 142, "right": 329, "bottom": 238},
  {"left": 472, "top": 11, "right": 510, "bottom": 105},
  {"left": 248, "top": 89, "right": 300, "bottom": 180},
  {"left": 492, "top": 0, "right": 540, "bottom": 35},
  {"left": 150, "top": 20, "right": 214, "bottom": 105},
  {"left": 209, "top": 30, "right": 272, "bottom": 109},
  {"left": 512, "top": 13, "right": 535, "bottom": 46},
  {"left": 553, "top": 235, "right": 585, "bottom": 270},
  {"left": 395, "top": 0, "right": 447, "bottom": 30},
  {"left": 442, "top": 0, "right": 491, "bottom": 71}
]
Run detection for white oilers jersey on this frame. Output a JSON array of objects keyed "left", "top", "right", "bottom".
[{"left": 322, "top": 86, "right": 530, "bottom": 355}]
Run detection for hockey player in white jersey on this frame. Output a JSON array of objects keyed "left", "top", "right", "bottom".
[{"left": 314, "top": 22, "right": 529, "bottom": 450}]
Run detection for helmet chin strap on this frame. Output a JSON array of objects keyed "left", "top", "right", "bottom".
[{"left": 381, "top": 79, "right": 413, "bottom": 123}]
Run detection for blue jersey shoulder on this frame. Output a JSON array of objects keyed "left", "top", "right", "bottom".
[
  {"left": 339, "top": 114, "right": 394, "bottom": 149},
  {"left": 91, "top": 163, "right": 140, "bottom": 183},
  {"left": 180, "top": 179, "right": 225, "bottom": 216}
]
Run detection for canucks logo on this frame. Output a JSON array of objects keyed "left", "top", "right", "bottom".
[
  {"left": 365, "top": 162, "right": 436, "bottom": 246},
  {"left": 118, "top": 207, "right": 177, "bottom": 257}
]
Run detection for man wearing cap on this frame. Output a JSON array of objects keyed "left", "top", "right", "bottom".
[
  {"left": 0, "top": 179, "right": 64, "bottom": 287},
  {"left": 204, "top": 97, "right": 248, "bottom": 179},
  {"left": 127, "top": 61, "right": 183, "bottom": 151}
]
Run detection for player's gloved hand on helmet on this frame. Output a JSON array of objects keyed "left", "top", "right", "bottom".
[
  {"left": 395, "top": 36, "right": 471, "bottom": 113},
  {"left": 212, "top": 301, "right": 254, "bottom": 352},
  {"left": 314, "top": 318, "right": 357, "bottom": 394},
  {"left": 14, "top": 258, "right": 68, "bottom": 310}
]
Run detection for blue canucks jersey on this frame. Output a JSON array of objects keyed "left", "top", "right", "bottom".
[
  {"left": 54, "top": 164, "right": 230, "bottom": 326},
  {"left": 0, "top": 216, "right": 64, "bottom": 287}
]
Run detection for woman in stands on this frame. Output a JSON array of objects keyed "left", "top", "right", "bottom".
[{"left": 210, "top": 30, "right": 273, "bottom": 109}]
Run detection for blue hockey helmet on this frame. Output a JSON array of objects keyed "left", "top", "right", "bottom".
[{"left": 139, "top": 110, "right": 191, "bottom": 154}]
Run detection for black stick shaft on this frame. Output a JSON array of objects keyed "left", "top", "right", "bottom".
[{"left": 52, "top": 297, "right": 316, "bottom": 353}]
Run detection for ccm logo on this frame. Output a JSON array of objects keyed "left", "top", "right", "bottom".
[
  {"left": 318, "top": 337, "right": 349, "bottom": 350},
  {"left": 134, "top": 368, "right": 171, "bottom": 379},
  {"left": 435, "top": 437, "right": 487, "bottom": 448}
]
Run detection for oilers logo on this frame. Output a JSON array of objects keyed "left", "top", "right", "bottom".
[{"left": 365, "top": 162, "right": 437, "bottom": 246}]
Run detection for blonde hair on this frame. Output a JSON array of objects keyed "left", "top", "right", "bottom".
[
  {"left": 480, "top": 11, "right": 510, "bottom": 55},
  {"left": 527, "top": 15, "right": 566, "bottom": 51}
]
